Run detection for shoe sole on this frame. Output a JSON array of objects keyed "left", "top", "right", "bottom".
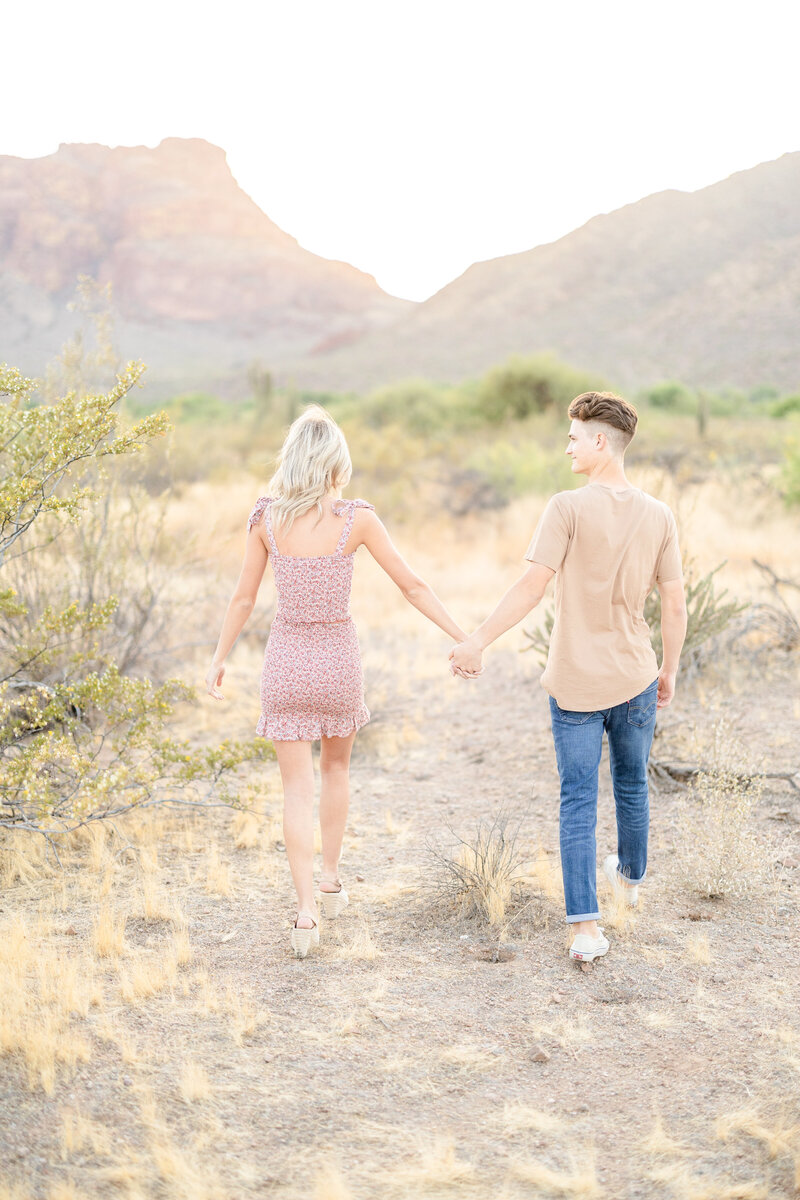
[
  {"left": 318, "top": 889, "right": 349, "bottom": 919},
  {"left": 569, "top": 942, "right": 609, "bottom": 962}
]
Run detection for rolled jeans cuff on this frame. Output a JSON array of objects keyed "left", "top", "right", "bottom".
[{"left": 566, "top": 911, "right": 601, "bottom": 924}]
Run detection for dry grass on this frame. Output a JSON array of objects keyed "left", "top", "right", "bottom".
[
  {"left": 427, "top": 809, "right": 529, "bottom": 927},
  {"left": 1, "top": 475, "right": 799, "bottom": 1199},
  {"left": 378, "top": 1138, "right": 476, "bottom": 1193},
  {"left": 312, "top": 1163, "right": 354, "bottom": 1200},
  {"left": 642, "top": 1112, "right": 689, "bottom": 1157},
  {"left": 497, "top": 1104, "right": 565, "bottom": 1134},
  {"left": 672, "top": 718, "right": 770, "bottom": 900},
  {"left": 508, "top": 1153, "right": 602, "bottom": 1196}
]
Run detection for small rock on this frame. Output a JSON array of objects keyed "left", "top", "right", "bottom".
[
  {"left": 778, "top": 854, "right": 800, "bottom": 869},
  {"left": 549, "top": 992, "right": 562, "bottom": 1004},
  {"left": 64, "top": 925, "right": 78, "bottom": 936},
  {"left": 122, "top": 1076, "right": 133, "bottom": 1086},
  {"left": 531, "top": 1046, "right": 551, "bottom": 1063},
  {"left": 274, "top": 841, "right": 285, "bottom": 852},
  {"left": 356, "top": 874, "right": 365, "bottom": 882},
  {"left": 263, "top": 1053, "right": 272, "bottom": 1063},
  {"left": 580, "top": 961, "right": 593, "bottom": 974}
]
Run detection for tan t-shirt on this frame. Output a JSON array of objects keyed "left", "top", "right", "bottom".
[{"left": 525, "top": 483, "right": 682, "bottom": 711}]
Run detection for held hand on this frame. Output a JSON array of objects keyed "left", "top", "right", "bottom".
[
  {"left": 205, "top": 662, "right": 226, "bottom": 700},
  {"left": 449, "top": 639, "right": 484, "bottom": 679},
  {"left": 656, "top": 670, "right": 676, "bottom": 708}
]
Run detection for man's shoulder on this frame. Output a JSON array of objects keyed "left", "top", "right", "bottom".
[
  {"left": 556, "top": 485, "right": 674, "bottom": 523},
  {"left": 635, "top": 489, "right": 675, "bottom": 522}
]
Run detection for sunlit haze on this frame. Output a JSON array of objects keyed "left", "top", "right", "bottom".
[{"left": 4, "top": 0, "right": 798, "bottom": 301}]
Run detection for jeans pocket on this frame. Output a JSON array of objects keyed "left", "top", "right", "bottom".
[{"left": 627, "top": 679, "right": 658, "bottom": 727}]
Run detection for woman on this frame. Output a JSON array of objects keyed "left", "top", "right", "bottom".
[{"left": 206, "top": 406, "right": 468, "bottom": 957}]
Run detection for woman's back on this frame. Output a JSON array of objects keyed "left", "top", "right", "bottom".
[{"left": 248, "top": 495, "right": 373, "bottom": 626}]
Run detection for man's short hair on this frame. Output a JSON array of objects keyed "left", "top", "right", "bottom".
[{"left": 568, "top": 391, "right": 638, "bottom": 453}]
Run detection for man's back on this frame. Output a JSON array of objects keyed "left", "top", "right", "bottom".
[{"left": 525, "top": 482, "right": 682, "bottom": 710}]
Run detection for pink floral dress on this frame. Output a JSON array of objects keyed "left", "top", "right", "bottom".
[{"left": 247, "top": 497, "right": 374, "bottom": 741}]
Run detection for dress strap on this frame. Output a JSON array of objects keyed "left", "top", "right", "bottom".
[
  {"left": 333, "top": 498, "right": 375, "bottom": 555},
  {"left": 247, "top": 496, "right": 279, "bottom": 555}
]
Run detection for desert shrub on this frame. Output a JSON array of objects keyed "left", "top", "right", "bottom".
[
  {"left": 426, "top": 811, "right": 528, "bottom": 926},
  {"left": 522, "top": 558, "right": 747, "bottom": 674},
  {"left": 0, "top": 362, "right": 268, "bottom": 844},
  {"left": 672, "top": 720, "right": 767, "bottom": 899},
  {"left": 2, "top": 476, "right": 195, "bottom": 683},
  {"left": 644, "top": 382, "right": 693, "bottom": 412},
  {"left": 478, "top": 354, "right": 602, "bottom": 424},
  {"left": 464, "top": 439, "right": 574, "bottom": 503},
  {"left": 778, "top": 442, "right": 800, "bottom": 507},
  {"left": 354, "top": 379, "right": 476, "bottom": 437},
  {"left": 169, "top": 391, "right": 228, "bottom": 424},
  {"left": 770, "top": 394, "right": 800, "bottom": 419}
]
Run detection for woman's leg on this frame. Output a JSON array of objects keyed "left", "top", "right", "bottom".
[
  {"left": 319, "top": 731, "right": 356, "bottom": 888},
  {"left": 274, "top": 740, "right": 316, "bottom": 926}
]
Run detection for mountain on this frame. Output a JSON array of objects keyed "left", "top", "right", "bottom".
[
  {"left": 0, "top": 138, "right": 410, "bottom": 392},
  {"left": 290, "top": 152, "right": 800, "bottom": 393}
]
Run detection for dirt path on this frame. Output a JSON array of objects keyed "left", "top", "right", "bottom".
[{"left": 1, "top": 640, "right": 799, "bottom": 1199}]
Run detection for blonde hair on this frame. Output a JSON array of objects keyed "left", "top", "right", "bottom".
[{"left": 268, "top": 405, "right": 352, "bottom": 531}]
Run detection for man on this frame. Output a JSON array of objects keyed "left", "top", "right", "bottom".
[{"left": 451, "top": 391, "right": 687, "bottom": 961}]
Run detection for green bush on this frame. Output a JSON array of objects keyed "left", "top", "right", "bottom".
[
  {"left": 770, "top": 394, "right": 800, "bottom": 419},
  {"left": 779, "top": 442, "right": 800, "bottom": 506},
  {"left": 0, "top": 362, "right": 268, "bottom": 840},
  {"left": 465, "top": 440, "right": 574, "bottom": 502},
  {"left": 478, "top": 354, "right": 602, "bottom": 424},
  {"left": 644, "top": 382, "right": 692, "bottom": 411}
]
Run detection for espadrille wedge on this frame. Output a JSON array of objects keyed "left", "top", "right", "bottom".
[
  {"left": 290, "top": 912, "right": 319, "bottom": 959},
  {"left": 318, "top": 878, "right": 349, "bottom": 920}
]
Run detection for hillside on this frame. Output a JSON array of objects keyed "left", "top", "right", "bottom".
[
  {"left": 0, "top": 138, "right": 410, "bottom": 390},
  {"left": 293, "top": 151, "right": 800, "bottom": 393}
]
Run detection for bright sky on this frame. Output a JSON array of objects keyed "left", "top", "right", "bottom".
[{"left": 4, "top": 1, "right": 798, "bottom": 301}]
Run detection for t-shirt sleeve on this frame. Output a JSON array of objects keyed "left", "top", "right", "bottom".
[
  {"left": 655, "top": 510, "right": 683, "bottom": 583},
  {"left": 524, "top": 496, "right": 572, "bottom": 571}
]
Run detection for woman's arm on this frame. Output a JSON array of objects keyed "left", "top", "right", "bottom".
[
  {"left": 205, "top": 528, "right": 269, "bottom": 698},
  {"left": 450, "top": 562, "right": 555, "bottom": 674},
  {"left": 358, "top": 511, "right": 468, "bottom": 642}
]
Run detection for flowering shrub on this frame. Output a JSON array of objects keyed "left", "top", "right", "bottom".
[{"left": 0, "top": 363, "right": 270, "bottom": 846}]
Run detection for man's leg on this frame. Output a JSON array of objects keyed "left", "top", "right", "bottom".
[
  {"left": 606, "top": 679, "right": 658, "bottom": 889},
  {"left": 549, "top": 698, "right": 605, "bottom": 926}
]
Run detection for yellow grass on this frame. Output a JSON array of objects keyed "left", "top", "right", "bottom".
[
  {"left": 380, "top": 1138, "right": 476, "bottom": 1192},
  {"left": 439, "top": 1044, "right": 498, "bottom": 1072},
  {"left": 508, "top": 1153, "right": 602, "bottom": 1196},
  {"left": 179, "top": 1060, "right": 212, "bottom": 1103},
  {"left": 715, "top": 1107, "right": 799, "bottom": 1158},
  {"left": 313, "top": 1163, "right": 353, "bottom": 1200},
  {"left": 92, "top": 903, "right": 128, "bottom": 958},
  {"left": 642, "top": 1112, "right": 689, "bottom": 1157},
  {"left": 498, "top": 1104, "right": 564, "bottom": 1134},
  {"left": 687, "top": 933, "right": 712, "bottom": 964}
]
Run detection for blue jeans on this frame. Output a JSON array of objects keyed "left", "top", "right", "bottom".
[{"left": 548, "top": 679, "right": 658, "bottom": 923}]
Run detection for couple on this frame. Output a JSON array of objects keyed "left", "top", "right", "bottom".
[{"left": 206, "top": 394, "right": 687, "bottom": 960}]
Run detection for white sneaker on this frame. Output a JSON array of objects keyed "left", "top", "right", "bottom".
[
  {"left": 569, "top": 927, "right": 609, "bottom": 961},
  {"left": 603, "top": 854, "right": 639, "bottom": 907}
]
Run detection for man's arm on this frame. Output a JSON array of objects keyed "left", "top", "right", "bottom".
[
  {"left": 657, "top": 577, "right": 687, "bottom": 708},
  {"left": 450, "top": 562, "right": 555, "bottom": 674}
]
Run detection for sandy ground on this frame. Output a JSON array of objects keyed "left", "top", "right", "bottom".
[{"left": 1, "top": 620, "right": 799, "bottom": 1199}]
